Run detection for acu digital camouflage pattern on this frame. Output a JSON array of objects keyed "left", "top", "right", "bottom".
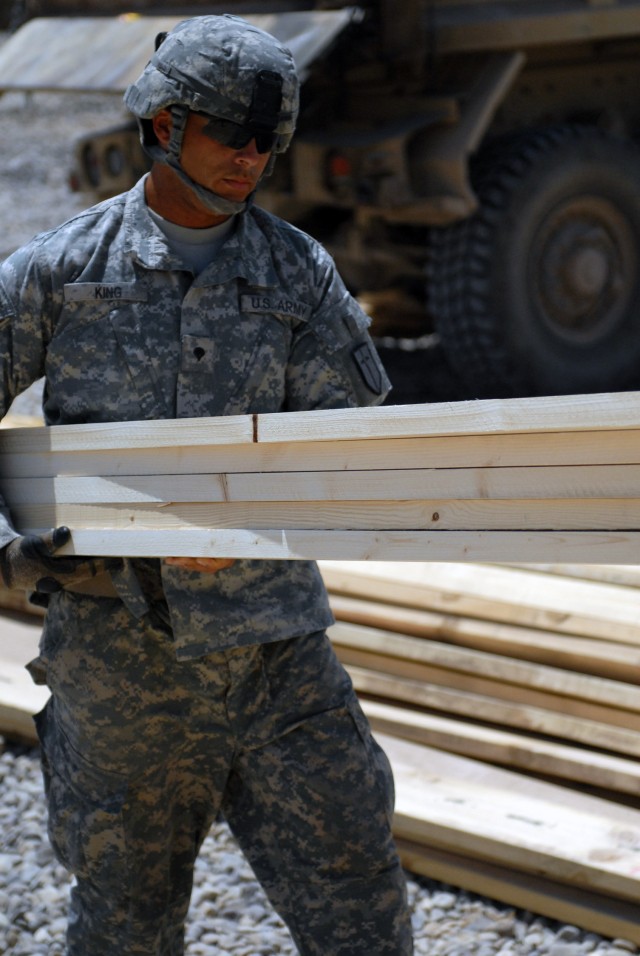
[
  {"left": 36, "top": 606, "right": 412, "bottom": 954},
  {"left": 0, "top": 175, "right": 391, "bottom": 655},
  {"left": 0, "top": 168, "right": 410, "bottom": 952}
]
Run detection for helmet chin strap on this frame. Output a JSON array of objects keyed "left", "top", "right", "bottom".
[
  {"left": 164, "top": 151, "right": 251, "bottom": 217},
  {"left": 164, "top": 103, "right": 255, "bottom": 217}
]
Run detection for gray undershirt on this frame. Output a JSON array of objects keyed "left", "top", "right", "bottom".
[{"left": 148, "top": 207, "right": 235, "bottom": 274}]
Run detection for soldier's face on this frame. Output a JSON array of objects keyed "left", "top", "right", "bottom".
[{"left": 179, "top": 111, "right": 271, "bottom": 203}]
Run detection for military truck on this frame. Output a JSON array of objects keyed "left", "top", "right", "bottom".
[
  {"left": 3, "top": 0, "right": 310, "bottom": 30},
  {"left": 5, "top": 1, "right": 640, "bottom": 398}
]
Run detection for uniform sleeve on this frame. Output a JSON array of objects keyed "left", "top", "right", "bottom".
[
  {"left": 0, "top": 249, "right": 51, "bottom": 548},
  {"left": 284, "top": 252, "right": 392, "bottom": 411},
  {"left": 0, "top": 248, "right": 50, "bottom": 408}
]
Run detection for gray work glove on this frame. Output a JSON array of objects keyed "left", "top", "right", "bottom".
[{"left": 0, "top": 526, "right": 110, "bottom": 594}]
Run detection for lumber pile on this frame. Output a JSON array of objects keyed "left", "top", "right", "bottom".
[
  {"left": 0, "top": 656, "right": 48, "bottom": 743},
  {"left": 1, "top": 390, "right": 640, "bottom": 561},
  {"left": 320, "top": 560, "right": 640, "bottom": 941}
]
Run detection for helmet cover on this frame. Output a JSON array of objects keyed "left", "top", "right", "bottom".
[
  {"left": 124, "top": 15, "right": 299, "bottom": 214},
  {"left": 125, "top": 14, "right": 298, "bottom": 152}
]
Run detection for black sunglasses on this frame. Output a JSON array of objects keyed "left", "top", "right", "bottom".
[{"left": 195, "top": 70, "right": 284, "bottom": 155}]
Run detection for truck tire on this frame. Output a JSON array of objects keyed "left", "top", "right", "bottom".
[
  {"left": 427, "top": 127, "right": 640, "bottom": 397},
  {"left": 8, "top": 0, "right": 35, "bottom": 31}
]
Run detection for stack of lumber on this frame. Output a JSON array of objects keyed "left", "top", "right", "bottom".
[
  {"left": 0, "top": 615, "right": 48, "bottom": 742},
  {"left": 321, "top": 560, "right": 640, "bottom": 942},
  {"left": 3, "top": 392, "right": 640, "bottom": 937},
  {"left": 1, "top": 390, "right": 640, "bottom": 561}
]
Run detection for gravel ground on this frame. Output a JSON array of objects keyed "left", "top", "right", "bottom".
[
  {"left": 4, "top": 742, "right": 638, "bottom": 956},
  {"left": 0, "top": 89, "right": 126, "bottom": 261},
  {"left": 1, "top": 34, "right": 639, "bottom": 956}
]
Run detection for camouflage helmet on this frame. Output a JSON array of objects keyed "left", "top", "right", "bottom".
[{"left": 124, "top": 14, "right": 299, "bottom": 215}]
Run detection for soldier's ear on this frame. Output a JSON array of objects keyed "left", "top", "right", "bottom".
[{"left": 152, "top": 110, "right": 173, "bottom": 149}]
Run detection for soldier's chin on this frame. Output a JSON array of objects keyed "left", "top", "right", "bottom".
[{"left": 219, "top": 179, "right": 255, "bottom": 200}]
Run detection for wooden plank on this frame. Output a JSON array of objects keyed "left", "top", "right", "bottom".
[
  {"left": 380, "top": 733, "right": 640, "bottom": 901},
  {"left": 348, "top": 666, "right": 640, "bottom": 756},
  {"left": 384, "top": 724, "right": 640, "bottom": 824},
  {"left": 9, "top": 461, "right": 640, "bottom": 504},
  {"left": 3, "top": 428, "right": 640, "bottom": 480},
  {"left": 8, "top": 527, "right": 640, "bottom": 563},
  {"left": 339, "top": 644, "right": 640, "bottom": 730},
  {"left": 256, "top": 391, "right": 640, "bottom": 443},
  {"left": 0, "top": 610, "right": 43, "bottom": 666},
  {"left": 0, "top": 413, "right": 254, "bottom": 455},
  {"left": 329, "top": 594, "right": 640, "bottom": 683},
  {"left": 0, "top": 610, "right": 45, "bottom": 743},
  {"left": 502, "top": 563, "right": 640, "bottom": 589},
  {"left": 321, "top": 562, "right": 640, "bottom": 644},
  {"left": 362, "top": 700, "right": 640, "bottom": 796},
  {"left": 11, "top": 498, "right": 640, "bottom": 532},
  {"left": 0, "top": 660, "right": 48, "bottom": 745},
  {"left": 396, "top": 839, "right": 640, "bottom": 945},
  {"left": 330, "top": 621, "right": 640, "bottom": 713},
  {"left": 2, "top": 391, "right": 640, "bottom": 457},
  {"left": 278, "top": 461, "right": 640, "bottom": 500}
]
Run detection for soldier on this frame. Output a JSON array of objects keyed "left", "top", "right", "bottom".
[{"left": 0, "top": 15, "right": 413, "bottom": 956}]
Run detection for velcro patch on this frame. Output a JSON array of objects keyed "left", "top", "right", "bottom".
[
  {"left": 64, "top": 283, "right": 148, "bottom": 302},
  {"left": 352, "top": 341, "right": 385, "bottom": 395},
  {"left": 180, "top": 334, "right": 215, "bottom": 374},
  {"left": 240, "top": 293, "right": 311, "bottom": 321}
]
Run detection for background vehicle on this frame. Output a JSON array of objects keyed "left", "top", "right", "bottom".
[{"left": 5, "top": 1, "right": 640, "bottom": 398}]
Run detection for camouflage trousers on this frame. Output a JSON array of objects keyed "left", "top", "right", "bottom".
[{"left": 34, "top": 592, "right": 413, "bottom": 956}]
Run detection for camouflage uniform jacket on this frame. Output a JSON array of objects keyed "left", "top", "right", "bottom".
[{"left": 0, "top": 176, "right": 391, "bottom": 657}]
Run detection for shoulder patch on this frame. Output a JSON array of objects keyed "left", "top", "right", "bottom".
[{"left": 352, "top": 341, "right": 386, "bottom": 395}]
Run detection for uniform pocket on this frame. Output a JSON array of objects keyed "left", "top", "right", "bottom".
[
  {"left": 346, "top": 695, "right": 396, "bottom": 827},
  {"left": 35, "top": 700, "right": 128, "bottom": 890},
  {"left": 46, "top": 302, "right": 167, "bottom": 422},
  {"left": 211, "top": 313, "right": 291, "bottom": 415}
]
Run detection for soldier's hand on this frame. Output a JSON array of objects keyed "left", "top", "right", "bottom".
[
  {"left": 164, "top": 556, "right": 236, "bottom": 574},
  {"left": 0, "top": 526, "right": 111, "bottom": 593}
]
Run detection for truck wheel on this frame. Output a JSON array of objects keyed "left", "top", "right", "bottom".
[
  {"left": 8, "top": 0, "right": 31, "bottom": 31},
  {"left": 427, "top": 127, "right": 640, "bottom": 397}
]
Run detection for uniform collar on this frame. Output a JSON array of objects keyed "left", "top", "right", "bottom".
[{"left": 123, "top": 176, "right": 279, "bottom": 287}]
